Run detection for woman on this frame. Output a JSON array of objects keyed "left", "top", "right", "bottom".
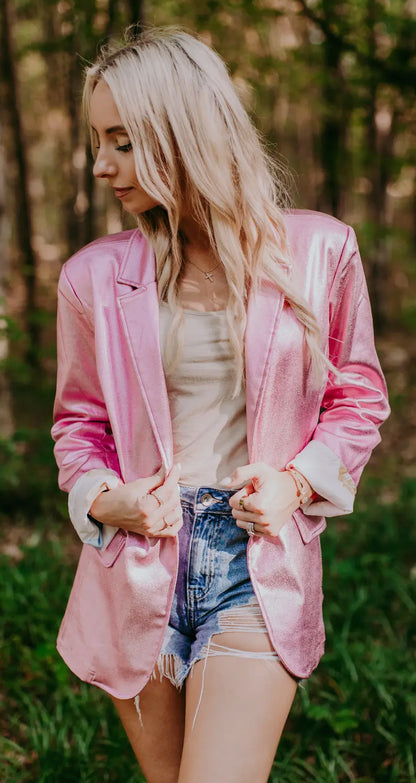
[{"left": 52, "top": 27, "right": 389, "bottom": 783}]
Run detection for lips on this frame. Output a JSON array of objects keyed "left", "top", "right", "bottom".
[{"left": 112, "top": 187, "right": 133, "bottom": 199}]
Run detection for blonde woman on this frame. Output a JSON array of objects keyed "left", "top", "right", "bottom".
[{"left": 52, "top": 27, "right": 389, "bottom": 783}]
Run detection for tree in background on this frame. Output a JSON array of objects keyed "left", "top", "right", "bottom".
[
  {"left": 1, "top": 0, "right": 415, "bottom": 368},
  {"left": 295, "top": 0, "right": 416, "bottom": 327},
  {"left": 0, "top": 0, "right": 38, "bottom": 365},
  {"left": 0, "top": 0, "right": 146, "bottom": 373}
]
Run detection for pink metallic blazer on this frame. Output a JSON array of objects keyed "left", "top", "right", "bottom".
[{"left": 52, "top": 210, "right": 389, "bottom": 697}]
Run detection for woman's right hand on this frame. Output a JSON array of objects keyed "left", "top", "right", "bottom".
[{"left": 88, "top": 464, "right": 183, "bottom": 538}]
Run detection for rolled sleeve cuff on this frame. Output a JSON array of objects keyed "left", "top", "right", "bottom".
[
  {"left": 68, "top": 469, "right": 123, "bottom": 549},
  {"left": 288, "top": 441, "right": 356, "bottom": 517}
]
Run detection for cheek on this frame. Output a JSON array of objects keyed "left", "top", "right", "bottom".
[
  {"left": 123, "top": 160, "right": 159, "bottom": 210},
  {"left": 127, "top": 166, "right": 148, "bottom": 195},
  {"left": 126, "top": 160, "right": 139, "bottom": 185}
]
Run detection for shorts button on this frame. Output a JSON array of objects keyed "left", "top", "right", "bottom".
[{"left": 200, "top": 492, "right": 214, "bottom": 507}]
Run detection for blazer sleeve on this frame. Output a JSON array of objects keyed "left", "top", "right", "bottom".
[
  {"left": 290, "top": 226, "right": 390, "bottom": 517},
  {"left": 51, "top": 265, "right": 122, "bottom": 545}
]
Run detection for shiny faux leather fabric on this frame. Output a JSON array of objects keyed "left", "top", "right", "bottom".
[{"left": 51, "top": 210, "right": 390, "bottom": 696}]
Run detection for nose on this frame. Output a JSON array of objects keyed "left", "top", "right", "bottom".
[{"left": 93, "top": 148, "right": 117, "bottom": 179}]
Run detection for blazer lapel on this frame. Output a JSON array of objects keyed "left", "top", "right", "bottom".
[
  {"left": 245, "top": 279, "right": 284, "bottom": 458},
  {"left": 115, "top": 231, "right": 285, "bottom": 467},
  {"left": 116, "top": 232, "right": 173, "bottom": 469}
]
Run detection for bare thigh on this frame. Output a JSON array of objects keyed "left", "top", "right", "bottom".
[
  {"left": 111, "top": 671, "right": 185, "bottom": 783},
  {"left": 178, "top": 631, "right": 298, "bottom": 783}
]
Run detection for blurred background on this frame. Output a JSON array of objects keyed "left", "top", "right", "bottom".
[{"left": 0, "top": 1, "right": 415, "bottom": 781}]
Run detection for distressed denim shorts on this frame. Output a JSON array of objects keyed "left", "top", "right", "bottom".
[{"left": 154, "top": 484, "right": 280, "bottom": 688}]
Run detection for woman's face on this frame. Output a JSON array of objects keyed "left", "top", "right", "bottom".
[{"left": 89, "top": 80, "right": 159, "bottom": 214}]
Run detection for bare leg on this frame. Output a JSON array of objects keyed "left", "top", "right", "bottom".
[
  {"left": 178, "top": 631, "right": 297, "bottom": 783},
  {"left": 111, "top": 670, "right": 185, "bottom": 783}
]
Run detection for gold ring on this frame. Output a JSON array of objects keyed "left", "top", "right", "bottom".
[{"left": 239, "top": 497, "right": 246, "bottom": 511}]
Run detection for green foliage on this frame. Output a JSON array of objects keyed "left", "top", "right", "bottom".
[
  {"left": 0, "top": 540, "right": 144, "bottom": 782},
  {"left": 0, "top": 371, "right": 64, "bottom": 520},
  {"left": 0, "top": 427, "right": 62, "bottom": 517},
  {"left": 399, "top": 303, "right": 416, "bottom": 334}
]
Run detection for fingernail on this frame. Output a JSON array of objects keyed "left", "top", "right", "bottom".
[{"left": 220, "top": 476, "right": 232, "bottom": 486}]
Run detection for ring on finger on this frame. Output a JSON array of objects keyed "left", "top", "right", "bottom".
[
  {"left": 239, "top": 497, "right": 247, "bottom": 511},
  {"left": 246, "top": 521, "right": 255, "bottom": 537}
]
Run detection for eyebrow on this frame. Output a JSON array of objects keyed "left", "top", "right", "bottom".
[{"left": 91, "top": 125, "right": 128, "bottom": 135}]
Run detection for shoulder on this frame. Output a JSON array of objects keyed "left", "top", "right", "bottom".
[
  {"left": 284, "top": 209, "right": 353, "bottom": 245},
  {"left": 58, "top": 229, "right": 152, "bottom": 309},
  {"left": 63, "top": 228, "right": 145, "bottom": 279},
  {"left": 283, "top": 209, "right": 359, "bottom": 277}
]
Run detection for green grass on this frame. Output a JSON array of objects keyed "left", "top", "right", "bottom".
[
  {"left": 0, "top": 536, "right": 143, "bottom": 782},
  {"left": 271, "top": 478, "right": 416, "bottom": 782},
  {"left": 1, "top": 477, "right": 415, "bottom": 782}
]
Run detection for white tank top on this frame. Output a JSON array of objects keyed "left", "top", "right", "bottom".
[{"left": 159, "top": 302, "right": 249, "bottom": 487}]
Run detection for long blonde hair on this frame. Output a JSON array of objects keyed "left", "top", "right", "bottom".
[{"left": 83, "top": 27, "right": 327, "bottom": 394}]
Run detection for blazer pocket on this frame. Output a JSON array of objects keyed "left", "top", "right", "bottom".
[
  {"left": 96, "top": 528, "right": 127, "bottom": 567},
  {"left": 293, "top": 508, "right": 327, "bottom": 545}
]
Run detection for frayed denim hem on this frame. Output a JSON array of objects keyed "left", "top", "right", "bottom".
[{"left": 134, "top": 602, "right": 293, "bottom": 728}]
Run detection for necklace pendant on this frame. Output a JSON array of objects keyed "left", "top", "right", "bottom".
[{"left": 205, "top": 272, "right": 214, "bottom": 281}]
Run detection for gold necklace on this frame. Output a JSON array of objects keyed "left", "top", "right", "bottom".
[{"left": 187, "top": 258, "right": 222, "bottom": 282}]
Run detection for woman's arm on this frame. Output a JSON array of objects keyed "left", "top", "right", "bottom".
[
  {"left": 52, "top": 265, "right": 183, "bottom": 545},
  {"left": 51, "top": 266, "right": 124, "bottom": 545},
  {"left": 52, "top": 266, "right": 122, "bottom": 491},
  {"left": 225, "top": 226, "right": 389, "bottom": 534},
  {"left": 288, "top": 226, "right": 390, "bottom": 517}
]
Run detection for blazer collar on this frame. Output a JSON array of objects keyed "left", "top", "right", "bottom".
[
  {"left": 116, "top": 232, "right": 173, "bottom": 469},
  {"left": 116, "top": 229, "right": 156, "bottom": 288}
]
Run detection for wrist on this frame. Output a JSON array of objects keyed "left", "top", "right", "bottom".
[
  {"left": 286, "top": 465, "right": 314, "bottom": 506},
  {"left": 88, "top": 487, "right": 110, "bottom": 524}
]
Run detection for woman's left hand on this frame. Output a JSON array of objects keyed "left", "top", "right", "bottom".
[{"left": 222, "top": 462, "right": 304, "bottom": 538}]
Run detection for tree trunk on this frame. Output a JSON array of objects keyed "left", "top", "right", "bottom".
[
  {"left": 66, "top": 0, "right": 101, "bottom": 254},
  {"left": 66, "top": 40, "right": 83, "bottom": 256},
  {"left": 364, "top": 0, "right": 396, "bottom": 333},
  {"left": 106, "top": 0, "right": 118, "bottom": 38},
  {"left": 0, "top": 106, "right": 13, "bottom": 438},
  {"left": 128, "top": 0, "right": 145, "bottom": 26},
  {"left": 0, "top": 0, "right": 38, "bottom": 366},
  {"left": 318, "top": 0, "right": 349, "bottom": 217}
]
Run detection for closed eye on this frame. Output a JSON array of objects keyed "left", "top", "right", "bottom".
[{"left": 117, "top": 142, "right": 132, "bottom": 153}]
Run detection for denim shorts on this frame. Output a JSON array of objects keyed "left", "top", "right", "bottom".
[{"left": 155, "top": 485, "right": 278, "bottom": 688}]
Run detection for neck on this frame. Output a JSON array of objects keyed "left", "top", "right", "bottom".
[{"left": 179, "top": 214, "right": 211, "bottom": 250}]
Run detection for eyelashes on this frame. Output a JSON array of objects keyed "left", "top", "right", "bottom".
[
  {"left": 94, "top": 142, "right": 133, "bottom": 154},
  {"left": 116, "top": 142, "right": 132, "bottom": 153}
]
